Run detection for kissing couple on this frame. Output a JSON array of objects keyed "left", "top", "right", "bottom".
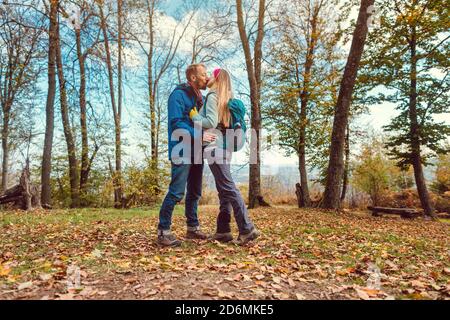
[{"left": 156, "top": 63, "right": 260, "bottom": 247}]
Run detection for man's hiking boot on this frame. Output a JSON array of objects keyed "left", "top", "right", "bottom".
[
  {"left": 236, "top": 227, "right": 260, "bottom": 245},
  {"left": 186, "top": 226, "right": 209, "bottom": 240},
  {"left": 211, "top": 232, "right": 233, "bottom": 243},
  {"left": 157, "top": 230, "right": 182, "bottom": 247}
]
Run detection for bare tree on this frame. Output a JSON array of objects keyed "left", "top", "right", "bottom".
[
  {"left": 97, "top": 0, "right": 124, "bottom": 208},
  {"left": 182, "top": 0, "right": 234, "bottom": 64},
  {"left": 116, "top": 0, "right": 124, "bottom": 208},
  {"left": 0, "top": 5, "right": 42, "bottom": 192},
  {"left": 64, "top": 0, "right": 102, "bottom": 205},
  {"left": 126, "top": 0, "right": 195, "bottom": 171},
  {"left": 41, "top": 0, "right": 59, "bottom": 208},
  {"left": 55, "top": 8, "right": 80, "bottom": 207}
]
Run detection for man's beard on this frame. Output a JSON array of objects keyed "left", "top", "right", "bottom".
[
  {"left": 196, "top": 81, "right": 206, "bottom": 90},
  {"left": 191, "top": 79, "right": 205, "bottom": 90}
]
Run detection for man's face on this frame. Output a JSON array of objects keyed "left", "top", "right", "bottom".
[{"left": 193, "top": 66, "right": 208, "bottom": 90}]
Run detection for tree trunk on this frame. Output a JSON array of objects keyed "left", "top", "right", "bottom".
[
  {"left": 41, "top": 0, "right": 59, "bottom": 207},
  {"left": 115, "top": 0, "right": 124, "bottom": 208},
  {"left": 150, "top": 91, "right": 157, "bottom": 168},
  {"left": 146, "top": 0, "right": 158, "bottom": 170},
  {"left": 295, "top": 182, "right": 303, "bottom": 208},
  {"left": 236, "top": 0, "right": 269, "bottom": 209},
  {"left": 56, "top": 17, "right": 80, "bottom": 208},
  {"left": 408, "top": 26, "right": 435, "bottom": 218},
  {"left": 156, "top": 101, "right": 161, "bottom": 162},
  {"left": 1, "top": 111, "right": 10, "bottom": 191},
  {"left": 0, "top": 10, "right": 38, "bottom": 193},
  {"left": 0, "top": 36, "right": 13, "bottom": 193},
  {"left": 248, "top": 106, "right": 264, "bottom": 209},
  {"left": 21, "top": 166, "right": 32, "bottom": 211},
  {"left": 297, "top": 66, "right": 311, "bottom": 206},
  {"left": 76, "top": 28, "right": 90, "bottom": 205},
  {"left": 321, "top": 0, "right": 374, "bottom": 209},
  {"left": 155, "top": 99, "right": 162, "bottom": 195},
  {"left": 298, "top": 151, "right": 310, "bottom": 207},
  {"left": 340, "top": 124, "right": 350, "bottom": 201},
  {"left": 98, "top": 0, "right": 124, "bottom": 208},
  {"left": 296, "top": 4, "right": 321, "bottom": 207},
  {"left": 0, "top": 42, "right": 14, "bottom": 193}
]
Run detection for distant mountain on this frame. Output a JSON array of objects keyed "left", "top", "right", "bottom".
[
  {"left": 203, "top": 161, "right": 437, "bottom": 190},
  {"left": 203, "top": 164, "right": 304, "bottom": 189}
]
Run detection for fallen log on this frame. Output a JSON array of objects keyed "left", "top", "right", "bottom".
[
  {"left": 0, "top": 166, "right": 41, "bottom": 211},
  {"left": 436, "top": 212, "right": 450, "bottom": 219},
  {"left": 367, "top": 206, "right": 420, "bottom": 219}
]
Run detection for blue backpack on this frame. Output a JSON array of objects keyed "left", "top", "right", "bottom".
[
  {"left": 226, "top": 98, "right": 247, "bottom": 152},
  {"left": 204, "top": 93, "right": 247, "bottom": 152}
]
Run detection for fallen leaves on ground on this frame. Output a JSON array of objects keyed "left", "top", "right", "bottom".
[{"left": 0, "top": 206, "right": 448, "bottom": 300}]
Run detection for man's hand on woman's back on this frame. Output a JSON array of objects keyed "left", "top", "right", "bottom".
[{"left": 203, "top": 132, "right": 217, "bottom": 143}]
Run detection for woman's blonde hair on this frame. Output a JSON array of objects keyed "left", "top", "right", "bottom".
[{"left": 215, "top": 69, "right": 233, "bottom": 127}]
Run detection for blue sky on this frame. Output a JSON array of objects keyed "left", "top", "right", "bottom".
[
  {"left": 21, "top": 0, "right": 449, "bottom": 174},
  {"left": 115, "top": 0, "right": 450, "bottom": 169}
]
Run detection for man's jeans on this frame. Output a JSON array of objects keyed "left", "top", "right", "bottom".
[
  {"left": 205, "top": 148, "right": 254, "bottom": 235},
  {"left": 158, "top": 162, "right": 203, "bottom": 231}
]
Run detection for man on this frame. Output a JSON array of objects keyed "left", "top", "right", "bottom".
[{"left": 157, "top": 63, "right": 216, "bottom": 247}]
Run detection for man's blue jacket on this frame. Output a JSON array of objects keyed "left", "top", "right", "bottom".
[{"left": 167, "top": 83, "right": 203, "bottom": 160}]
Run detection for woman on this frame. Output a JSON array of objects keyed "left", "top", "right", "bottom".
[{"left": 189, "top": 68, "right": 260, "bottom": 244}]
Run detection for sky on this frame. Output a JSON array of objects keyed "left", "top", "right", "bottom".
[
  {"left": 17, "top": 0, "right": 449, "bottom": 175},
  {"left": 116, "top": 0, "right": 450, "bottom": 170},
  {"left": 162, "top": 0, "right": 447, "bottom": 168}
]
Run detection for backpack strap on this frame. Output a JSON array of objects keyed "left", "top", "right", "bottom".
[
  {"left": 227, "top": 99, "right": 237, "bottom": 129},
  {"left": 203, "top": 92, "right": 216, "bottom": 112}
]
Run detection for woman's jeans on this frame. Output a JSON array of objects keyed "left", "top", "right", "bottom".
[{"left": 205, "top": 147, "right": 254, "bottom": 235}]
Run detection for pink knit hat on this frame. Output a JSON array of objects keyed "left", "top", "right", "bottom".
[{"left": 212, "top": 68, "right": 221, "bottom": 79}]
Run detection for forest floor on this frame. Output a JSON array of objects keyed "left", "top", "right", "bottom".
[{"left": 0, "top": 205, "right": 449, "bottom": 300}]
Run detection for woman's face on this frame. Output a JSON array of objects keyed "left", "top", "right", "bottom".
[{"left": 206, "top": 75, "right": 216, "bottom": 88}]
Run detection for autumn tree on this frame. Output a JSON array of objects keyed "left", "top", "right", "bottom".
[
  {"left": 265, "top": 0, "right": 343, "bottom": 207},
  {"left": 352, "top": 134, "right": 414, "bottom": 206},
  {"left": 430, "top": 152, "right": 449, "bottom": 195},
  {"left": 358, "top": 0, "right": 449, "bottom": 218}
]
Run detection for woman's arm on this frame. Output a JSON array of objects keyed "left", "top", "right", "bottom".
[{"left": 192, "top": 93, "right": 219, "bottom": 129}]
